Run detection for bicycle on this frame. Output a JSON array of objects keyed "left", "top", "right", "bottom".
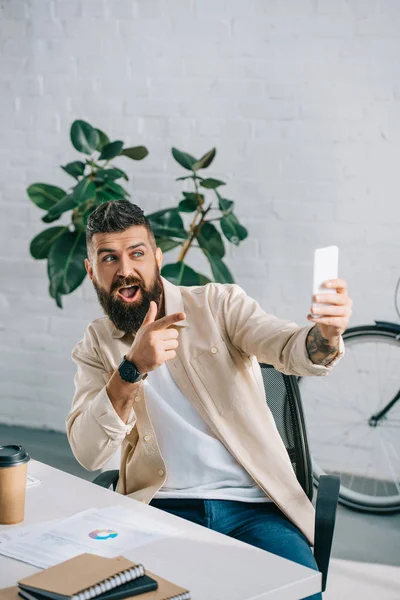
[{"left": 298, "top": 278, "right": 400, "bottom": 513}]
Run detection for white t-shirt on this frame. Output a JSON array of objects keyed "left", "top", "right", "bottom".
[{"left": 144, "top": 363, "right": 270, "bottom": 502}]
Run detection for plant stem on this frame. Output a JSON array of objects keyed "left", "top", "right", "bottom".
[
  {"left": 177, "top": 174, "right": 207, "bottom": 262},
  {"left": 177, "top": 204, "right": 212, "bottom": 262}
]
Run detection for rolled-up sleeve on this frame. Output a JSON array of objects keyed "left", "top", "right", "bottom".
[
  {"left": 66, "top": 335, "right": 136, "bottom": 471},
  {"left": 222, "top": 284, "right": 344, "bottom": 377}
]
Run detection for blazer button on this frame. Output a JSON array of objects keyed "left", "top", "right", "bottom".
[
  {"left": 144, "top": 435, "right": 151, "bottom": 442},
  {"left": 210, "top": 347, "right": 218, "bottom": 354},
  {"left": 158, "top": 469, "right": 165, "bottom": 477}
]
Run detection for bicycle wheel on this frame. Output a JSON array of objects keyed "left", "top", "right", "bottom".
[{"left": 299, "top": 323, "right": 400, "bottom": 513}]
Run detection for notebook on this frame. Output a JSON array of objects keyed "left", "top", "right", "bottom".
[
  {"left": 17, "top": 554, "right": 157, "bottom": 600},
  {"left": 17, "top": 576, "right": 158, "bottom": 600}
]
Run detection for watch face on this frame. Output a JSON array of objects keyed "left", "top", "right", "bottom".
[{"left": 119, "top": 359, "right": 139, "bottom": 382}]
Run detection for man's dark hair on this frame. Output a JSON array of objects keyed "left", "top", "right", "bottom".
[{"left": 86, "top": 200, "right": 156, "bottom": 256}]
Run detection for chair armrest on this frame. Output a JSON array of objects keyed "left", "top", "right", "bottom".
[
  {"left": 92, "top": 470, "right": 120, "bottom": 491},
  {"left": 313, "top": 474, "right": 340, "bottom": 592}
]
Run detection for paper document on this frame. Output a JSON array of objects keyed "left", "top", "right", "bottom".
[
  {"left": 0, "top": 506, "right": 179, "bottom": 569},
  {"left": 0, "top": 519, "right": 60, "bottom": 546}
]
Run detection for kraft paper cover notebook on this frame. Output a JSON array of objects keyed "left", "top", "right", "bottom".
[{"left": 17, "top": 554, "right": 157, "bottom": 600}]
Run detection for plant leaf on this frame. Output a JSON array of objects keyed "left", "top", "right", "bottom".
[
  {"left": 27, "top": 184, "right": 66, "bottom": 211},
  {"left": 217, "top": 194, "right": 234, "bottom": 214},
  {"left": 203, "top": 252, "right": 234, "bottom": 283},
  {"left": 121, "top": 146, "right": 149, "bottom": 160},
  {"left": 193, "top": 148, "right": 216, "bottom": 171},
  {"left": 161, "top": 262, "right": 211, "bottom": 286},
  {"left": 61, "top": 161, "right": 86, "bottom": 179},
  {"left": 197, "top": 221, "right": 225, "bottom": 258},
  {"left": 155, "top": 237, "right": 182, "bottom": 252},
  {"left": 147, "top": 208, "right": 187, "bottom": 239},
  {"left": 179, "top": 192, "right": 204, "bottom": 211},
  {"left": 99, "top": 140, "right": 124, "bottom": 161},
  {"left": 149, "top": 223, "right": 188, "bottom": 239},
  {"left": 183, "top": 191, "right": 204, "bottom": 202},
  {"left": 94, "top": 167, "right": 128, "bottom": 182},
  {"left": 104, "top": 180, "right": 129, "bottom": 198},
  {"left": 147, "top": 208, "right": 185, "bottom": 229},
  {"left": 42, "top": 212, "right": 62, "bottom": 223},
  {"left": 178, "top": 198, "right": 198, "bottom": 212},
  {"left": 30, "top": 226, "right": 68, "bottom": 260},
  {"left": 49, "top": 279, "right": 63, "bottom": 308},
  {"left": 70, "top": 120, "right": 100, "bottom": 155},
  {"left": 200, "top": 178, "right": 225, "bottom": 189},
  {"left": 95, "top": 128, "right": 110, "bottom": 151},
  {"left": 175, "top": 175, "right": 202, "bottom": 181},
  {"left": 47, "top": 230, "right": 87, "bottom": 305},
  {"left": 171, "top": 148, "right": 197, "bottom": 171},
  {"left": 44, "top": 194, "right": 77, "bottom": 220},
  {"left": 220, "top": 213, "right": 248, "bottom": 245}
]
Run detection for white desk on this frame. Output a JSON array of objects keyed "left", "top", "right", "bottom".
[{"left": 0, "top": 461, "right": 321, "bottom": 599}]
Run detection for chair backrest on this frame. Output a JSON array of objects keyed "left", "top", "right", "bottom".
[{"left": 259, "top": 363, "right": 313, "bottom": 501}]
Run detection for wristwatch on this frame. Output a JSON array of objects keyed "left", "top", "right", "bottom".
[{"left": 118, "top": 356, "right": 147, "bottom": 384}]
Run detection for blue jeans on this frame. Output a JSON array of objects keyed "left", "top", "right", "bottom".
[{"left": 150, "top": 498, "right": 322, "bottom": 600}]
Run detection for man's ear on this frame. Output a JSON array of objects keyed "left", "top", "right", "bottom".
[
  {"left": 85, "top": 258, "right": 93, "bottom": 282},
  {"left": 155, "top": 247, "right": 163, "bottom": 271}
]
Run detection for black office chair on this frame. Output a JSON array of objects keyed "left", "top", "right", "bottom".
[{"left": 93, "top": 363, "right": 340, "bottom": 592}]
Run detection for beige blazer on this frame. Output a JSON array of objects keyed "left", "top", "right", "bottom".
[{"left": 67, "top": 278, "right": 344, "bottom": 544}]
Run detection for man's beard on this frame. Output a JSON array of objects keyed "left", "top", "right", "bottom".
[{"left": 92, "top": 270, "right": 163, "bottom": 335}]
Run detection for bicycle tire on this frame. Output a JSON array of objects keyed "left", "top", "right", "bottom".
[{"left": 300, "top": 323, "right": 400, "bottom": 514}]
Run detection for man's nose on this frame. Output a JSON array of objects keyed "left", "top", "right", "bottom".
[{"left": 117, "top": 256, "right": 135, "bottom": 279}]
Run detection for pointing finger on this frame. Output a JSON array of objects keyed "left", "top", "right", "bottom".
[{"left": 152, "top": 312, "right": 186, "bottom": 330}]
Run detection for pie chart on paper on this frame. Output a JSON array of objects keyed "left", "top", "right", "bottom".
[{"left": 88, "top": 529, "right": 119, "bottom": 540}]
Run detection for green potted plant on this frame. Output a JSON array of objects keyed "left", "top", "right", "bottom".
[{"left": 28, "top": 123, "right": 249, "bottom": 306}]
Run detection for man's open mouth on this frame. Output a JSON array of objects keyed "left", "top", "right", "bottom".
[{"left": 117, "top": 285, "right": 140, "bottom": 303}]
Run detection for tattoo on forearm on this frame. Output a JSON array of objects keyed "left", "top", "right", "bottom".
[{"left": 306, "top": 326, "right": 340, "bottom": 366}]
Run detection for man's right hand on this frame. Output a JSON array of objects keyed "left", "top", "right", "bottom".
[{"left": 127, "top": 301, "right": 186, "bottom": 374}]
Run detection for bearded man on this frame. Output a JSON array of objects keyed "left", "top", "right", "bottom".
[{"left": 67, "top": 200, "right": 352, "bottom": 600}]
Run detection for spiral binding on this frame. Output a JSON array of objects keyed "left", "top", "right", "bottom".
[{"left": 71, "top": 564, "right": 145, "bottom": 600}]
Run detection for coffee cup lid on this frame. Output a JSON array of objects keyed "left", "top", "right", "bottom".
[{"left": 0, "top": 445, "right": 30, "bottom": 467}]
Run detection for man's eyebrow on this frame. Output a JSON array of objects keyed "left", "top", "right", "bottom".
[{"left": 97, "top": 242, "right": 147, "bottom": 256}]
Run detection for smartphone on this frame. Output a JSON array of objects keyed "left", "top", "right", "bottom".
[{"left": 312, "top": 246, "right": 339, "bottom": 317}]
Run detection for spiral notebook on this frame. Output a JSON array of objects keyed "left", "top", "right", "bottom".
[
  {"left": 14, "top": 554, "right": 191, "bottom": 600},
  {"left": 17, "top": 554, "right": 157, "bottom": 600}
]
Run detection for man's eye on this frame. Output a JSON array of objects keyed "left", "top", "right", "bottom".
[
  {"left": 103, "top": 255, "right": 116, "bottom": 262},
  {"left": 132, "top": 251, "right": 144, "bottom": 257}
]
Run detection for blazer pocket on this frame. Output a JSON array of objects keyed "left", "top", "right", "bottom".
[{"left": 191, "top": 341, "right": 241, "bottom": 416}]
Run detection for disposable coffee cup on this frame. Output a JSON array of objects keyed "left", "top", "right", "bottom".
[{"left": 0, "top": 445, "right": 30, "bottom": 525}]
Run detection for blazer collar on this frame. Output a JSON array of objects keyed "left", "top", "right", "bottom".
[{"left": 111, "top": 276, "right": 188, "bottom": 339}]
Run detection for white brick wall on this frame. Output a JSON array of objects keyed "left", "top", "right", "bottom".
[{"left": 1, "top": 0, "right": 400, "bottom": 431}]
